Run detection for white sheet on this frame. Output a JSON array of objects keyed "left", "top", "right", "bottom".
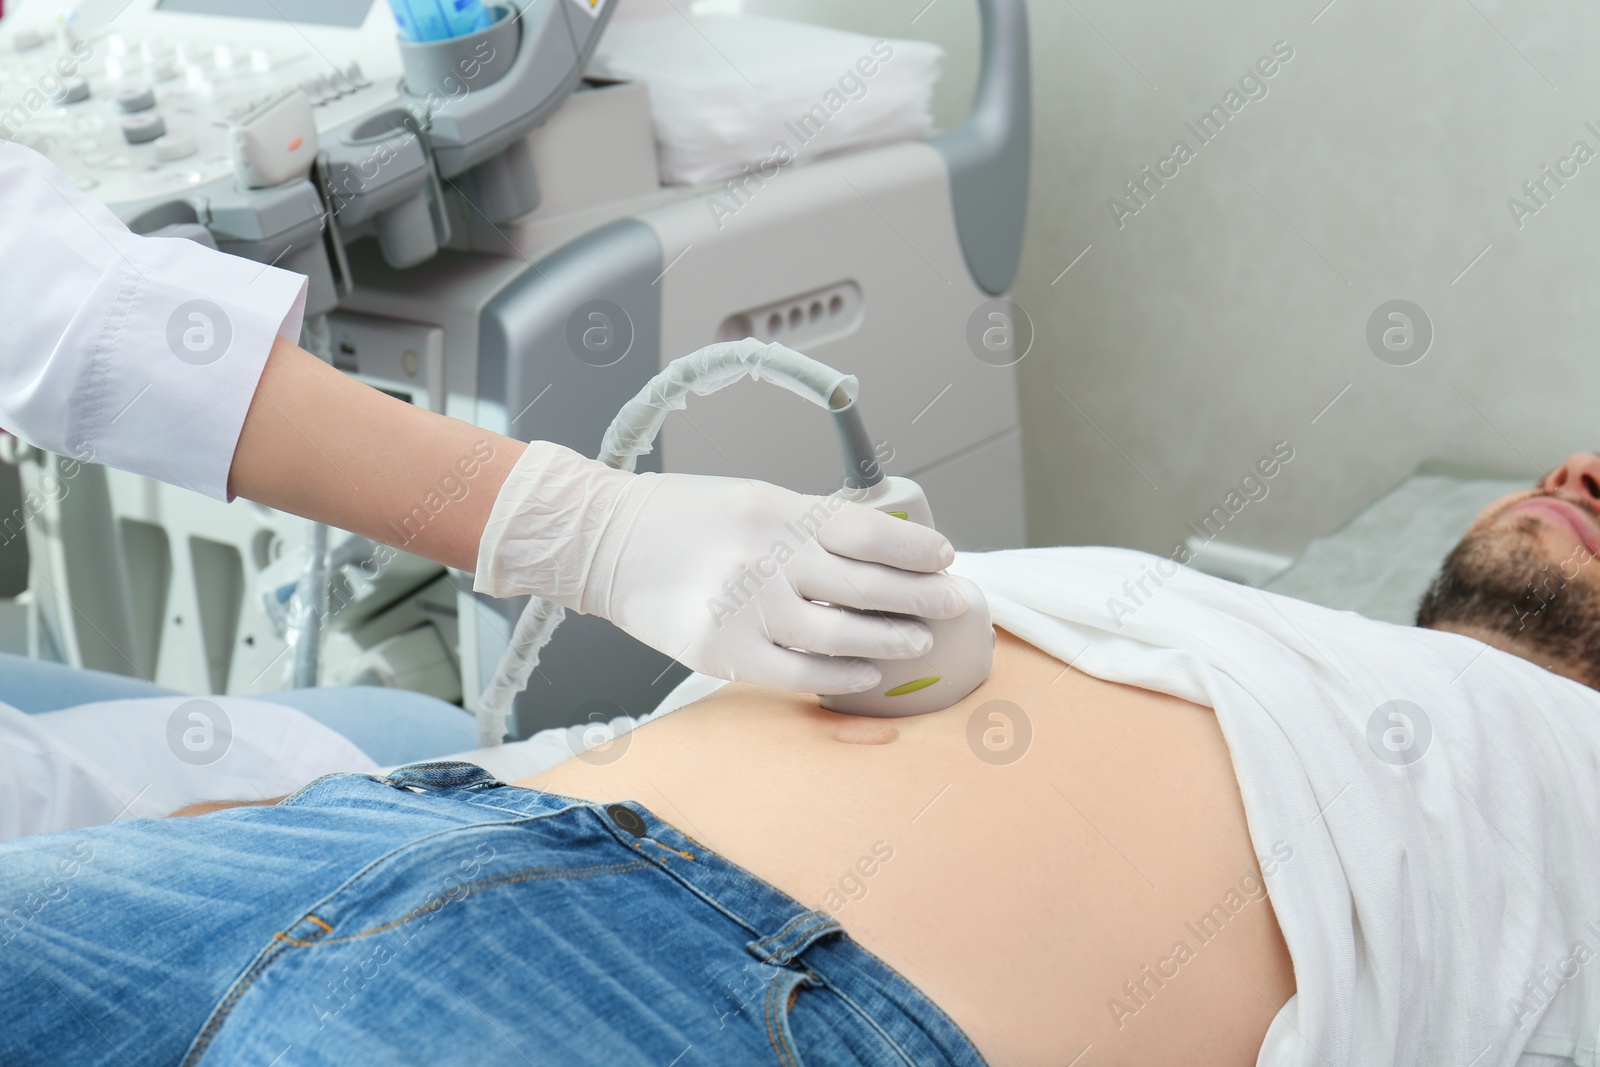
[{"left": 466, "top": 545, "right": 1600, "bottom": 1065}]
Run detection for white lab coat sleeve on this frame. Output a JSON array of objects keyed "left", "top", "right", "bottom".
[{"left": 0, "top": 141, "right": 308, "bottom": 501}]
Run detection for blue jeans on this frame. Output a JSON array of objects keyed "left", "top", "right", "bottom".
[
  {"left": 0, "top": 762, "right": 987, "bottom": 1066},
  {"left": 0, "top": 653, "right": 475, "bottom": 765}
]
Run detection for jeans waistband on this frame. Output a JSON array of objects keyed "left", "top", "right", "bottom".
[{"left": 378, "top": 761, "right": 987, "bottom": 1067}]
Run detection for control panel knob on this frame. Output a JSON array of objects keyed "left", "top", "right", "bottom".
[
  {"left": 115, "top": 85, "right": 156, "bottom": 112},
  {"left": 49, "top": 77, "right": 91, "bottom": 104},
  {"left": 153, "top": 133, "right": 197, "bottom": 161},
  {"left": 121, "top": 111, "right": 166, "bottom": 144}
]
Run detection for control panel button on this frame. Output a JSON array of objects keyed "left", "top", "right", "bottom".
[
  {"left": 121, "top": 112, "right": 166, "bottom": 144},
  {"left": 115, "top": 85, "right": 156, "bottom": 113},
  {"left": 297, "top": 75, "right": 335, "bottom": 105},
  {"left": 153, "top": 133, "right": 197, "bottom": 161},
  {"left": 49, "top": 77, "right": 91, "bottom": 104},
  {"left": 231, "top": 89, "right": 317, "bottom": 188}
]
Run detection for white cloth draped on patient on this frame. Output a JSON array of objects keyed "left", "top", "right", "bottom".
[{"left": 472, "top": 545, "right": 1600, "bottom": 1066}]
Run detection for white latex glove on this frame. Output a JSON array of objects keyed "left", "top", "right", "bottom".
[{"left": 474, "top": 442, "right": 969, "bottom": 693}]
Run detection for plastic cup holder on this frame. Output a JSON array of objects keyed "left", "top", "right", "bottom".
[{"left": 344, "top": 107, "right": 423, "bottom": 145}]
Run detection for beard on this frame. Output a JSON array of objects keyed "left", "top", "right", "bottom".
[{"left": 1416, "top": 515, "right": 1600, "bottom": 688}]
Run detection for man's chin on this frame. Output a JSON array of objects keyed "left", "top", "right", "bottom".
[
  {"left": 1479, "top": 518, "right": 1596, "bottom": 584},
  {"left": 1416, "top": 522, "right": 1600, "bottom": 689},
  {"left": 1484, "top": 497, "right": 1600, "bottom": 567}
]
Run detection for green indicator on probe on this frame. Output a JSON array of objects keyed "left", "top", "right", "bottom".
[{"left": 884, "top": 675, "right": 942, "bottom": 697}]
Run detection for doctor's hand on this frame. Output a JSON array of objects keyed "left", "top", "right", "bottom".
[{"left": 474, "top": 442, "right": 969, "bottom": 693}]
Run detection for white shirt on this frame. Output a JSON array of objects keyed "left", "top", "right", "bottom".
[
  {"left": 0, "top": 697, "right": 377, "bottom": 841},
  {"left": 944, "top": 547, "right": 1600, "bottom": 1067},
  {"left": 0, "top": 141, "right": 306, "bottom": 500}
]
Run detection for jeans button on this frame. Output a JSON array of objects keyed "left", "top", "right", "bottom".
[{"left": 607, "top": 803, "right": 647, "bottom": 837}]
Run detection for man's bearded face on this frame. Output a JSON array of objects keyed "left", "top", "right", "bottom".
[{"left": 1418, "top": 472, "right": 1600, "bottom": 685}]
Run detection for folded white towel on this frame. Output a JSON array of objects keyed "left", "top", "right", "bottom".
[{"left": 590, "top": 14, "right": 942, "bottom": 185}]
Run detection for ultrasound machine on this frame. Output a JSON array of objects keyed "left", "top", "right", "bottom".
[{"left": 0, "top": 0, "right": 1031, "bottom": 738}]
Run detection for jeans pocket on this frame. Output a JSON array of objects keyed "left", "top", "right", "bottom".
[
  {"left": 778, "top": 967, "right": 933, "bottom": 1067},
  {"left": 764, "top": 967, "right": 817, "bottom": 1067}
]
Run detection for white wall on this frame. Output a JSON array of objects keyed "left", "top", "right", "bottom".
[{"left": 756, "top": 0, "right": 1600, "bottom": 559}]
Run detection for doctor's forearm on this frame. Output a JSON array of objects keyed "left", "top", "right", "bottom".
[{"left": 227, "top": 336, "right": 525, "bottom": 572}]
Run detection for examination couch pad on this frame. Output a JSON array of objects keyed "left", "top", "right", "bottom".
[{"left": 468, "top": 545, "right": 1600, "bottom": 1065}]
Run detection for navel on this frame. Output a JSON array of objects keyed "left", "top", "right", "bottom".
[{"left": 825, "top": 716, "right": 901, "bottom": 746}]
